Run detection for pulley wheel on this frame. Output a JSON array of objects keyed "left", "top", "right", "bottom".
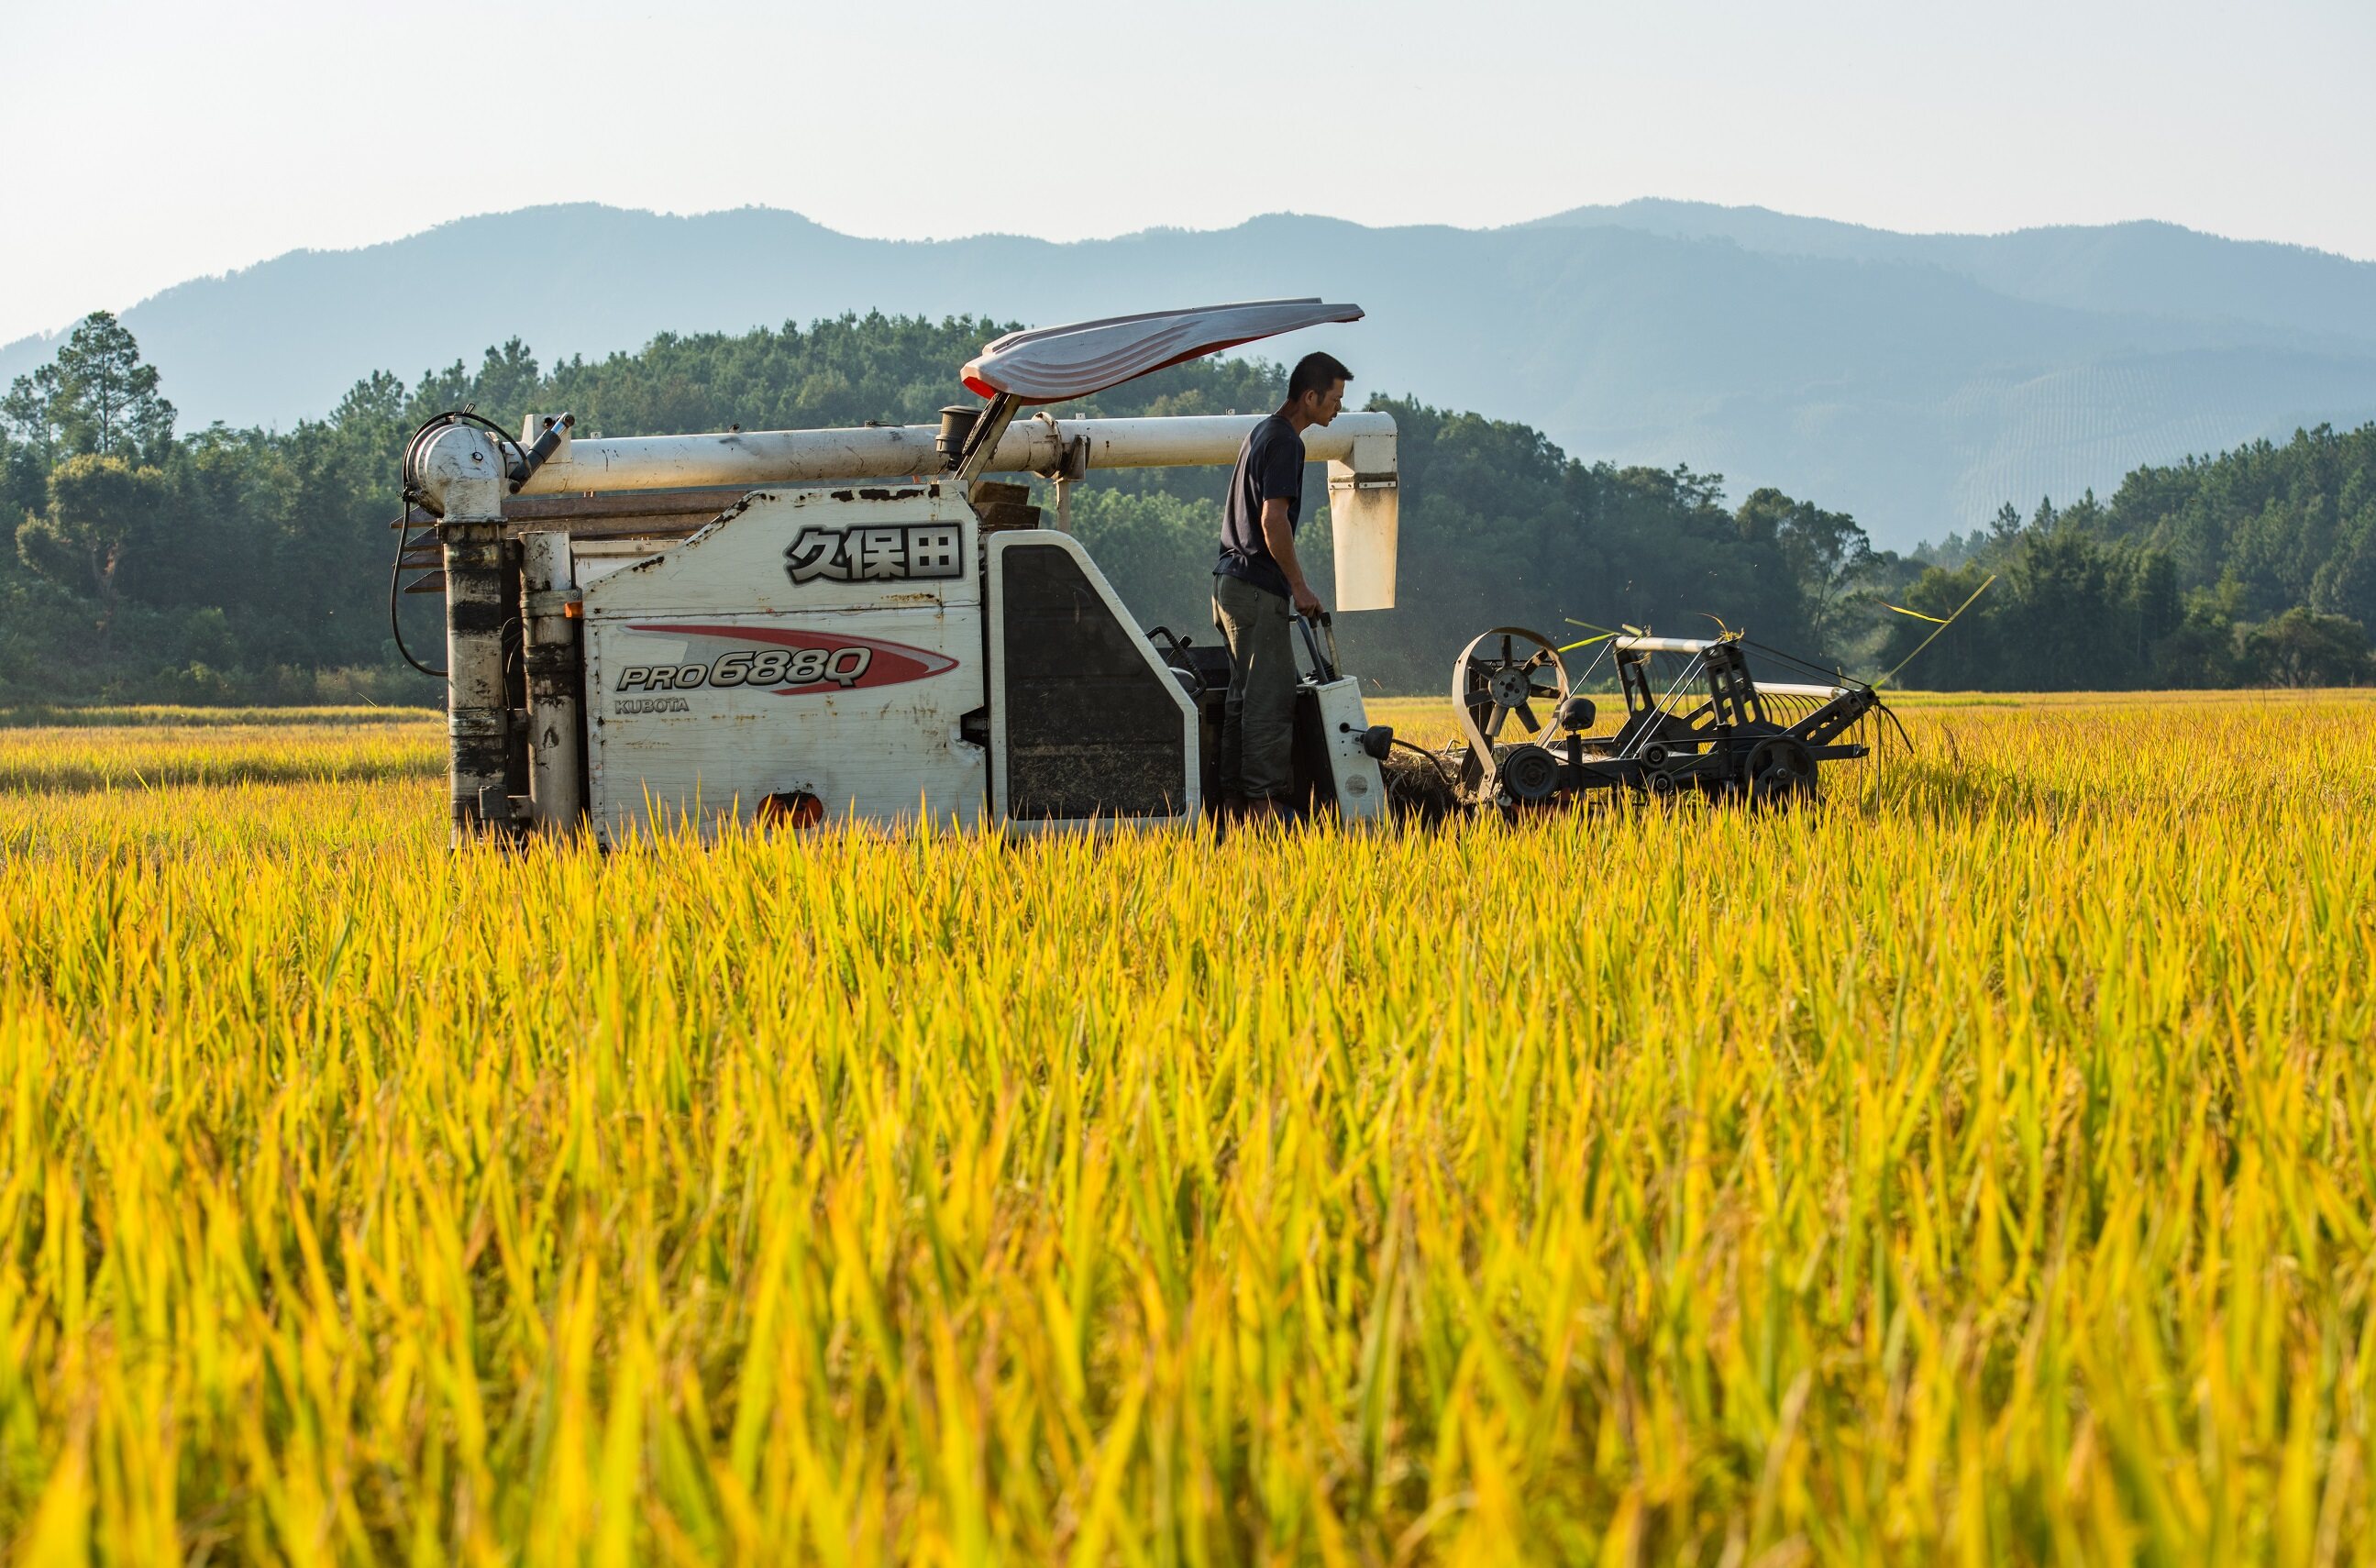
[
  {"left": 1748, "top": 736, "right": 1818, "bottom": 808},
  {"left": 1497, "top": 742, "right": 1563, "bottom": 804},
  {"left": 1450, "top": 626, "right": 1572, "bottom": 801}
]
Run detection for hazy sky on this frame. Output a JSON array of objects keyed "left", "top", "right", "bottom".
[{"left": 2, "top": 0, "right": 2370, "bottom": 345}]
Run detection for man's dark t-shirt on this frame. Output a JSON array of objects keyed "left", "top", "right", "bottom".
[{"left": 1215, "top": 414, "right": 1305, "bottom": 599}]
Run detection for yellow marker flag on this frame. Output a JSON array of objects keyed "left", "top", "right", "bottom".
[
  {"left": 1560, "top": 614, "right": 1623, "bottom": 653},
  {"left": 1878, "top": 574, "right": 1997, "bottom": 688}
]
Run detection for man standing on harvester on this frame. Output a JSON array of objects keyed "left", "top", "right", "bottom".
[{"left": 1212, "top": 351, "right": 1353, "bottom": 822}]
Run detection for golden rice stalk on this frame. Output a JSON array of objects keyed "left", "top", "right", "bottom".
[{"left": 0, "top": 694, "right": 2369, "bottom": 1563}]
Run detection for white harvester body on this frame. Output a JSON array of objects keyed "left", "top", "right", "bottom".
[
  {"left": 581, "top": 484, "right": 996, "bottom": 840},
  {"left": 405, "top": 303, "right": 1399, "bottom": 843}
]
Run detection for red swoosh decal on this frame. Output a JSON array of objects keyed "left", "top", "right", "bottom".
[{"left": 628, "top": 623, "right": 958, "bottom": 693}]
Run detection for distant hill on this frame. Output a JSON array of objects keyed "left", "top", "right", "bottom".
[
  {"left": 1523, "top": 200, "right": 2376, "bottom": 346},
  {"left": 6, "top": 201, "right": 2374, "bottom": 549}
]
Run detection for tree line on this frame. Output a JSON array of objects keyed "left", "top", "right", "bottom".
[
  {"left": 1884, "top": 427, "right": 2376, "bottom": 688},
  {"left": 4, "top": 310, "right": 2370, "bottom": 704}
]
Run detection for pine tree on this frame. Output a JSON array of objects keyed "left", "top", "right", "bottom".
[{"left": 51, "top": 312, "right": 176, "bottom": 461}]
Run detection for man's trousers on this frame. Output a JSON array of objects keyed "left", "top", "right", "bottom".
[{"left": 1211, "top": 572, "right": 1296, "bottom": 801}]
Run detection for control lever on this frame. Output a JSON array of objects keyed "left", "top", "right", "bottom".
[{"left": 1291, "top": 610, "right": 1340, "bottom": 685}]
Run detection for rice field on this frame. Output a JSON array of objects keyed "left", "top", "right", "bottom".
[{"left": 2, "top": 692, "right": 2372, "bottom": 1564}]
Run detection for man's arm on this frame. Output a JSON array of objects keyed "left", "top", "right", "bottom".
[{"left": 1261, "top": 497, "right": 1323, "bottom": 615}]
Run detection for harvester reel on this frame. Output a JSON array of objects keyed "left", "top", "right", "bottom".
[{"left": 1452, "top": 627, "right": 1572, "bottom": 802}]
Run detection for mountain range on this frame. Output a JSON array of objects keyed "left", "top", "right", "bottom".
[{"left": 7, "top": 199, "right": 2374, "bottom": 550}]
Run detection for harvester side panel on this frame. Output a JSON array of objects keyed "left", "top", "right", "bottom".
[{"left": 578, "top": 487, "right": 989, "bottom": 842}]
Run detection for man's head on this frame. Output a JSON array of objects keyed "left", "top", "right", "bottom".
[{"left": 1283, "top": 351, "right": 1354, "bottom": 428}]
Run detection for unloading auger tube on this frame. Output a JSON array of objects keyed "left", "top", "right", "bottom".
[
  {"left": 1441, "top": 624, "right": 1884, "bottom": 809},
  {"left": 396, "top": 300, "right": 1401, "bottom": 845}
]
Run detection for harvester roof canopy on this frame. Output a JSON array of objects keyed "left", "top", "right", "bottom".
[{"left": 960, "top": 299, "right": 1365, "bottom": 404}]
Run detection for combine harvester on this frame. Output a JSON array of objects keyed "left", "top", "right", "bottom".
[{"left": 395, "top": 303, "right": 1881, "bottom": 842}]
